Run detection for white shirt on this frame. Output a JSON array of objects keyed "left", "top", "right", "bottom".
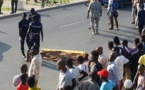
[
  {"left": 108, "top": 0, "right": 113, "bottom": 10},
  {"left": 136, "top": 3, "right": 145, "bottom": 13},
  {"left": 69, "top": 67, "right": 80, "bottom": 90},
  {"left": 28, "top": 54, "right": 42, "bottom": 80},
  {"left": 98, "top": 54, "right": 108, "bottom": 69},
  {"left": 115, "top": 55, "right": 129, "bottom": 80},
  {"left": 58, "top": 70, "right": 74, "bottom": 90},
  {"left": 12, "top": 74, "right": 22, "bottom": 87}
]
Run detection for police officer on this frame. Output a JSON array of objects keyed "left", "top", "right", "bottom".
[
  {"left": 28, "top": 8, "right": 41, "bottom": 22},
  {"left": 27, "top": 15, "right": 43, "bottom": 50},
  {"left": 18, "top": 13, "right": 30, "bottom": 59}
]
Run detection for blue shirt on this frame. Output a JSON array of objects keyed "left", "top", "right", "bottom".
[
  {"left": 110, "top": 2, "right": 115, "bottom": 13},
  {"left": 100, "top": 80, "right": 116, "bottom": 90}
]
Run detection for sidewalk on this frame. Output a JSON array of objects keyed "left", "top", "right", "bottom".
[{"left": 0, "top": 0, "right": 87, "bottom": 18}]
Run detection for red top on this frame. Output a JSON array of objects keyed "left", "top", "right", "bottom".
[{"left": 16, "top": 83, "right": 29, "bottom": 90}]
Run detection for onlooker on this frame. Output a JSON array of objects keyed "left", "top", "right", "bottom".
[
  {"left": 77, "top": 56, "right": 89, "bottom": 88},
  {"left": 57, "top": 59, "right": 76, "bottom": 90},
  {"left": 0, "top": 0, "right": 3, "bottom": 14},
  {"left": 107, "top": 52, "right": 119, "bottom": 84},
  {"left": 16, "top": 74, "right": 28, "bottom": 90},
  {"left": 80, "top": 70, "right": 100, "bottom": 90},
  {"left": 66, "top": 58, "right": 88, "bottom": 90},
  {"left": 124, "top": 79, "right": 133, "bottom": 90},
  {"left": 113, "top": 47, "right": 129, "bottom": 90},
  {"left": 136, "top": 64, "right": 145, "bottom": 90},
  {"left": 131, "top": 0, "right": 138, "bottom": 24},
  {"left": 130, "top": 43, "right": 144, "bottom": 81},
  {"left": 98, "top": 69, "right": 118, "bottom": 90},
  {"left": 138, "top": 4, "right": 145, "bottom": 35},
  {"left": 108, "top": 41, "right": 114, "bottom": 51},
  {"left": 122, "top": 40, "right": 133, "bottom": 53},
  {"left": 11, "top": 0, "right": 18, "bottom": 14},
  {"left": 28, "top": 45, "right": 42, "bottom": 86},
  {"left": 13, "top": 64, "right": 28, "bottom": 87},
  {"left": 96, "top": 47, "right": 108, "bottom": 69},
  {"left": 63, "top": 85, "right": 72, "bottom": 90},
  {"left": 41, "top": 0, "right": 46, "bottom": 8},
  {"left": 132, "top": 38, "right": 140, "bottom": 53},
  {"left": 107, "top": 0, "right": 119, "bottom": 30},
  {"left": 87, "top": 0, "right": 102, "bottom": 35},
  {"left": 27, "top": 76, "right": 41, "bottom": 90}
]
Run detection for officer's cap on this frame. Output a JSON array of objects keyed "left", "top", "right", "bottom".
[
  {"left": 30, "top": 8, "right": 35, "bottom": 12},
  {"left": 22, "top": 13, "right": 27, "bottom": 17}
]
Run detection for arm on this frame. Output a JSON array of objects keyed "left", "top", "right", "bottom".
[
  {"left": 72, "top": 78, "right": 76, "bottom": 89},
  {"left": 100, "top": 4, "right": 102, "bottom": 16},
  {"left": 18, "top": 22, "right": 22, "bottom": 37},
  {"left": 40, "top": 24, "right": 43, "bottom": 42},
  {"left": 78, "top": 70, "right": 88, "bottom": 81},
  {"left": 87, "top": 4, "right": 91, "bottom": 19}
]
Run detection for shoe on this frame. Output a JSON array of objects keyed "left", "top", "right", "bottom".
[
  {"left": 109, "top": 28, "right": 113, "bottom": 30},
  {"left": 136, "top": 26, "right": 138, "bottom": 29},
  {"left": 0, "top": 12, "right": 3, "bottom": 14},
  {"left": 92, "top": 31, "right": 95, "bottom": 35},
  {"left": 131, "top": 22, "right": 135, "bottom": 24},
  {"left": 88, "top": 27, "right": 91, "bottom": 29},
  {"left": 10, "top": 12, "right": 14, "bottom": 14},
  {"left": 24, "top": 58, "right": 27, "bottom": 61}
]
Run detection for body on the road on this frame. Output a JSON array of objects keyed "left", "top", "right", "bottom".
[{"left": 87, "top": 0, "right": 102, "bottom": 35}]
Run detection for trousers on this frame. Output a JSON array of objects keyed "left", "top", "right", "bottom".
[
  {"left": 91, "top": 17, "right": 99, "bottom": 33},
  {"left": 11, "top": 0, "right": 18, "bottom": 13}
]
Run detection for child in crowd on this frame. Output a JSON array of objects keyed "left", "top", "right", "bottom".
[
  {"left": 28, "top": 76, "right": 41, "bottom": 90},
  {"left": 16, "top": 74, "right": 28, "bottom": 90}
]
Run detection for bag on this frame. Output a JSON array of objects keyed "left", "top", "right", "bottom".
[{"left": 112, "top": 10, "right": 118, "bottom": 17}]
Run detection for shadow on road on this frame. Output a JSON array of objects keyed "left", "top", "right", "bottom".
[
  {"left": 0, "top": 42, "right": 11, "bottom": 61},
  {"left": 42, "top": 60, "right": 58, "bottom": 71},
  {"left": 0, "top": 30, "right": 8, "bottom": 34}
]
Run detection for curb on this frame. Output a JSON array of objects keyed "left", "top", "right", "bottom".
[{"left": 0, "top": 1, "right": 88, "bottom": 20}]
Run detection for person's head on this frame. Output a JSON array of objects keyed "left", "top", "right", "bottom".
[
  {"left": 108, "top": 41, "right": 114, "bottom": 50},
  {"left": 27, "top": 76, "right": 35, "bottom": 88},
  {"left": 138, "top": 64, "right": 145, "bottom": 75},
  {"left": 141, "top": 3, "right": 144, "bottom": 10},
  {"left": 134, "top": 38, "right": 140, "bottom": 46},
  {"left": 57, "top": 59, "right": 67, "bottom": 71},
  {"left": 113, "top": 36, "right": 120, "bottom": 46},
  {"left": 122, "top": 40, "right": 128, "bottom": 47},
  {"left": 20, "top": 64, "right": 28, "bottom": 73},
  {"left": 141, "top": 35, "right": 145, "bottom": 43},
  {"left": 96, "top": 47, "right": 103, "bottom": 55},
  {"left": 90, "top": 50, "right": 99, "bottom": 63},
  {"left": 76, "top": 55, "right": 84, "bottom": 64},
  {"left": 137, "top": 43, "right": 143, "bottom": 51},
  {"left": 31, "top": 45, "right": 39, "bottom": 56},
  {"left": 124, "top": 79, "right": 133, "bottom": 90},
  {"left": 22, "top": 13, "right": 27, "bottom": 19},
  {"left": 112, "top": 47, "right": 120, "bottom": 56},
  {"left": 20, "top": 73, "right": 28, "bottom": 84},
  {"left": 97, "top": 69, "right": 109, "bottom": 82},
  {"left": 33, "top": 15, "right": 39, "bottom": 21},
  {"left": 109, "top": 52, "right": 117, "bottom": 62},
  {"left": 90, "top": 70, "right": 98, "bottom": 81},
  {"left": 63, "top": 85, "right": 72, "bottom": 90},
  {"left": 30, "top": 8, "right": 36, "bottom": 14},
  {"left": 66, "top": 58, "right": 74, "bottom": 68}
]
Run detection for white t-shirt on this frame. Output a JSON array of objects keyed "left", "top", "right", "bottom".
[
  {"left": 28, "top": 54, "right": 42, "bottom": 81},
  {"left": 58, "top": 70, "right": 75, "bottom": 90},
  {"left": 98, "top": 54, "right": 108, "bottom": 69},
  {"left": 69, "top": 67, "right": 80, "bottom": 90},
  {"left": 115, "top": 55, "right": 129, "bottom": 80},
  {"left": 12, "top": 74, "right": 22, "bottom": 87}
]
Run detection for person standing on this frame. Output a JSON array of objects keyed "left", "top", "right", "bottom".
[
  {"left": 28, "top": 8, "right": 41, "bottom": 22},
  {"left": 28, "top": 45, "right": 42, "bottom": 86},
  {"left": 107, "top": 0, "right": 119, "bottom": 30},
  {"left": 132, "top": 0, "right": 138, "bottom": 24},
  {"left": 57, "top": 59, "right": 76, "bottom": 90},
  {"left": 13, "top": 64, "right": 28, "bottom": 87},
  {"left": 11, "top": 0, "right": 18, "bottom": 14},
  {"left": 0, "top": 0, "right": 3, "bottom": 14},
  {"left": 87, "top": 0, "right": 102, "bottom": 35},
  {"left": 27, "top": 15, "right": 43, "bottom": 50},
  {"left": 18, "top": 13, "right": 30, "bottom": 60}
]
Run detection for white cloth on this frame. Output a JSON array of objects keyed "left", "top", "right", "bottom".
[
  {"left": 115, "top": 55, "right": 129, "bottom": 80},
  {"left": 69, "top": 67, "right": 80, "bottom": 90},
  {"left": 98, "top": 54, "right": 108, "bottom": 69},
  {"left": 136, "top": 3, "right": 145, "bottom": 14},
  {"left": 12, "top": 74, "right": 22, "bottom": 87},
  {"left": 28, "top": 54, "right": 42, "bottom": 81},
  {"left": 58, "top": 70, "right": 75, "bottom": 90}
]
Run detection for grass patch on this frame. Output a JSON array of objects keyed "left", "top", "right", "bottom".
[{"left": 2, "top": 6, "right": 10, "bottom": 11}]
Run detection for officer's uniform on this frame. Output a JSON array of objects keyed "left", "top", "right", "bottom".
[
  {"left": 28, "top": 17, "right": 43, "bottom": 49},
  {"left": 28, "top": 13, "right": 41, "bottom": 22},
  {"left": 18, "top": 18, "right": 29, "bottom": 57}
]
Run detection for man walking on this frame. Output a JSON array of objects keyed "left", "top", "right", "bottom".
[
  {"left": 87, "top": 0, "right": 102, "bottom": 35},
  {"left": 0, "top": 0, "right": 3, "bottom": 14},
  {"left": 18, "top": 13, "right": 30, "bottom": 60},
  {"left": 11, "top": 0, "right": 18, "bottom": 14}
]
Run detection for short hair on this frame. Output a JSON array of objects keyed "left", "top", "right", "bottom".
[
  {"left": 66, "top": 58, "right": 73, "bottom": 66},
  {"left": 22, "top": 13, "right": 27, "bottom": 17},
  {"left": 122, "top": 40, "right": 128, "bottom": 46},
  {"left": 108, "top": 41, "right": 114, "bottom": 49},
  {"left": 91, "top": 50, "right": 99, "bottom": 60},
  {"left": 27, "top": 76, "right": 35, "bottom": 88},
  {"left": 63, "top": 85, "right": 72, "bottom": 90},
  {"left": 113, "top": 36, "right": 120, "bottom": 45},
  {"left": 20, "top": 64, "right": 27, "bottom": 72},
  {"left": 134, "top": 38, "right": 140, "bottom": 44},
  {"left": 77, "top": 55, "right": 84, "bottom": 63},
  {"left": 30, "top": 8, "right": 35, "bottom": 12},
  {"left": 20, "top": 74, "right": 28, "bottom": 83}
]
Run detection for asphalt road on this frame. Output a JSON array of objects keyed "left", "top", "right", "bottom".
[{"left": 0, "top": 3, "right": 138, "bottom": 90}]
